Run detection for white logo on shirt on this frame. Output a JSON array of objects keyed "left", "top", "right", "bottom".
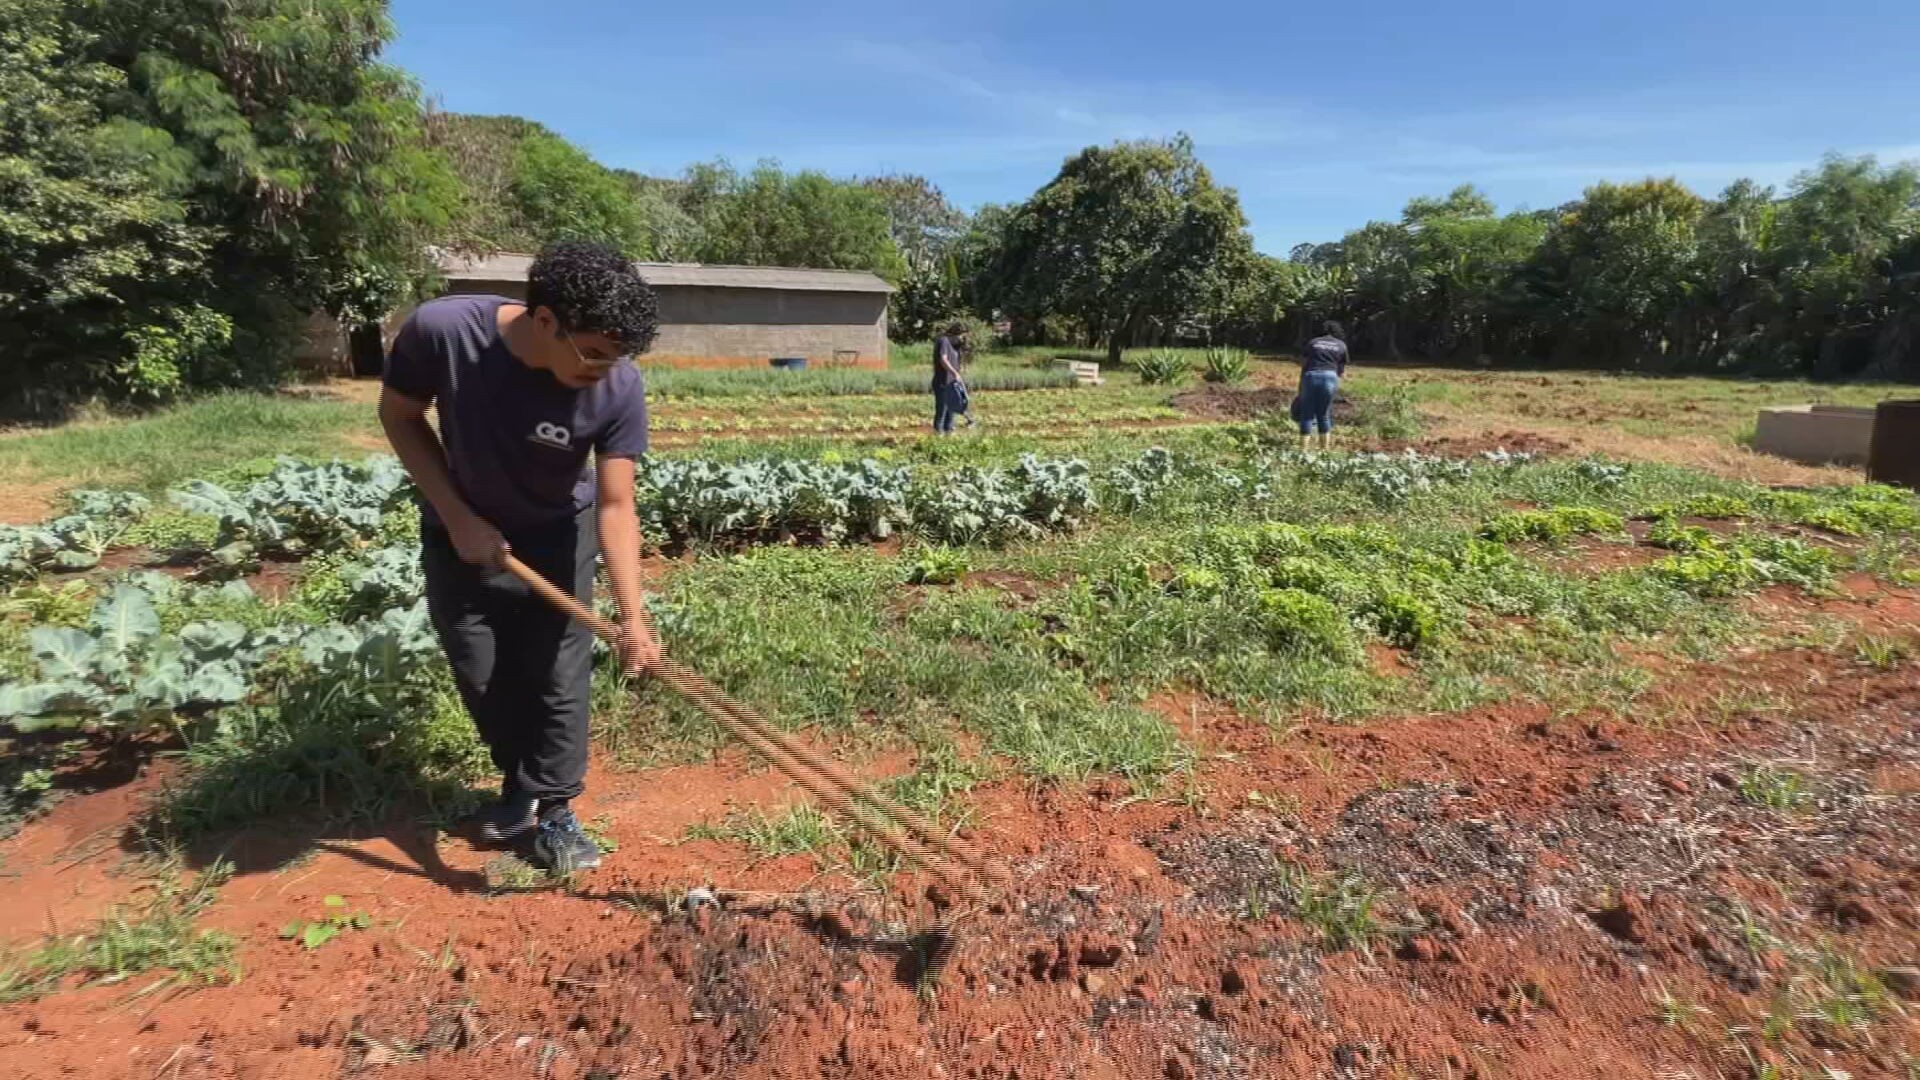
[{"left": 529, "top": 421, "right": 573, "bottom": 449}]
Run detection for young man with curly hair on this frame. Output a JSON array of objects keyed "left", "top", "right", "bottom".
[{"left": 378, "top": 241, "right": 663, "bottom": 873}]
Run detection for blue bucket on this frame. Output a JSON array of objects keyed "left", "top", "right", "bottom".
[{"left": 770, "top": 357, "right": 808, "bottom": 371}]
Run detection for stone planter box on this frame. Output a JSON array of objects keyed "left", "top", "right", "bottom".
[{"left": 1752, "top": 404, "right": 1876, "bottom": 466}]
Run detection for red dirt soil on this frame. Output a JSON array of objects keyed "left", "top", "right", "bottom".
[{"left": 2, "top": 588, "right": 1919, "bottom": 1078}]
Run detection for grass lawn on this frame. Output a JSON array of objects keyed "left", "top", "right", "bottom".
[{"left": 0, "top": 392, "right": 381, "bottom": 502}]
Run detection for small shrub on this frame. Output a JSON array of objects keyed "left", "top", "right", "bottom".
[
  {"left": 1572, "top": 458, "right": 1632, "bottom": 488},
  {"left": 1278, "top": 864, "right": 1381, "bottom": 950},
  {"left": 1752, "top": 490, "right": 1819, "bottom": 519},
  {"left": 1, "top": 580, "right": 94, "bottom": 626},
  {"left": 1645, "top": 519, "right": 1721, "bottom": 552},
  {"left": 1256, "top": 588, "right": 1356, "bottom": 659},
  {"left": 1167, "top": 566, "right": 1228, "bottom": 600},
  {"left": 1480, "top": 506, "right": 1625, "bottom": 544},
  {"left": 905, "top": 547, "right": 970, "bottom": 586},
  {"left": 1782, "top": 484, "right": 1920, "bottom": 536},
  {"left": 687, "top": 804, "right": 841, "bottom": 864},
  {"left": 1365, "top": 591, "right": 1445, "bottom": 651},
  {"left": 1133, "top": 350, "right": 1193, "bottom": 386},
  {"left": 1265, "top": 555, "right": 1344, "bottom": 597},
  {"left": 1738, "top": 766, "right": 1810, "bottom": 812},
  {"left": 119, "top": 511, "right": 220, "bottom": 554},
  {"left": 1797, "top": 506, "right": 1868, "bottom": 537},
  {"left": 1640, "top": 494, "right": 1753, "bottom": 521},
  {"left": 1201, "top": 346, "right": 1250, "bottom": 385},
  {"left": 1646, "top": 533, "right": 1834, "bottom": 598}
]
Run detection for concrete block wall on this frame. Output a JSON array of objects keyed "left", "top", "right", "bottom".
[
  {"left": 317, "top": 279, "right": 892, "bottom": 372},
  {"left": 1752, "top": 405, "right": 1876, "bottom": 465},
  {"left": 648, "top": 322, "right": 888, "bottom": 368},
  {"left": 448, "top": 280, "right": 890, "bottom": 367},
  {"left": 648, "top": 286, "right": 888, "bottom": 367}
]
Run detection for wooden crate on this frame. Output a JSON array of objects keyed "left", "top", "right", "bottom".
[{"left": 1049, "top": 358, "right": 1104, "bottom": 386}]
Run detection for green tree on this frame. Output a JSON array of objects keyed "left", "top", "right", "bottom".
[
  {"left": 0, "top": 0, "right": 210, "bottom": 405},
  {"left": 1689, "top": 178, "right": 1781, "bottom": 368},
  {"left": 1207, "top": 253, "right": 1319, "bottom": 347},
  {"left": 1282, "top": 157, "right": 1919, "bottom": 376},
  {"left": 103, "top": 0, "right": 459, "bottom": 338},
  {"left": 1403, "top": 188, "right": 1545, "bottom": 359},
  {"left": 1, "top": 0, "right": 457, "bottom": 407},
  {"left": 862, "top": 174, "right": 967, "bottom": 274},
  {"left": 1767, "top": 155, "right": 1920, "bottom": 376},
  {"left": 864, "top": 175, "right": 969, "bottom": 341},
  {"left": 611, "top": 169, "right": 700, "bottom": 261},
  {"left": 1526, "top": 178, "right": 1705, "bottom": 366},
  {"left": 991, "top": 135, "right": 1254, "bottom": 362},
  {"left": 509, "top": 131, "right": 650, "bottom": 256},
  {"left": 952, "top": 202, "right": 1013, "bottom": 314},
  {"left": 421, "top": 112, "right": 690, "bottom": 260},
  {"left": 1338, "top": 219, "right": 1419, "bottom": 358},
  {"left": 682, "top": 160, "right": 905, "bottom": 279}
]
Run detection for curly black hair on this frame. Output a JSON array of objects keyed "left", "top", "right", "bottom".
[{"left": 525, "top": 240, "right": 660, "bottom": 355}]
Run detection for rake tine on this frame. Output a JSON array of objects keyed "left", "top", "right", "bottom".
[{"left": 648, "top": 656, "right": 993, "bottom": 899}]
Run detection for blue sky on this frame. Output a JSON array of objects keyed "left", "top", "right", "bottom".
[{"left": 388, "top": 0, "right": 1920, "bottom": 254}]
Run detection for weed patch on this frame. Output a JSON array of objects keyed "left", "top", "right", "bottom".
[{"left": 0, "top": 860, "right": 238, "bottom": 1003}]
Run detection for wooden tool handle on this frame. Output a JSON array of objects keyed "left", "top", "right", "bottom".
[{"left": 503, "top": 555, "right": 622, "bottom": 643}]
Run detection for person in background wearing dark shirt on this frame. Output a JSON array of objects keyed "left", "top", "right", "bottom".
[
  {"left": 1295, "top": 320, "right": 1350, "bottom": 452},
  {"left": 931, "top": 322, "right": 968, "bottom": 434},
  {"left": 378, "top": 242, "right": 664, "bottom": 874}
]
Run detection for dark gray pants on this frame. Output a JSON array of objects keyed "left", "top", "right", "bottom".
[{"left": 421, "top": 508, "right": 596, "bottom": 802}]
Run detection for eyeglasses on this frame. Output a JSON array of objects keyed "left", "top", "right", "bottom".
[{"left": 563, "top": 330, "right": 632, "bottom": 370}]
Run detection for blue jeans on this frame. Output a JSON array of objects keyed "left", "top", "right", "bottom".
[
  {"left": 933, "top": 383, "right": 958, "bottom": 433},
  {"left": 1296, "top": 370, "right": 1339, "bottom": 435}
]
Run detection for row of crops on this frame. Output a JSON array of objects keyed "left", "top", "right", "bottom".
[
  {"left": 0, "top": 447, "right": 1541, "bottom": 734},
  {"left": 0, "top": 449, "right": 1169, "bottom": 734},
  {"left": 2, "top": 444, "right": 1914, "bottom": 771},
  {"left": 649, "top": 406, "right": 1182, "bottom": 437}
]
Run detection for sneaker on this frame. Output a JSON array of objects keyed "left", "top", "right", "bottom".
[
  {"left": 530, "top": 805, "right": 602, "bottom": 873},
  {"left": 478, "top": 793, "right": 538, "bottom": 843}
]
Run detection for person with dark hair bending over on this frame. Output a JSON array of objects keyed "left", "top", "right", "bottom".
[
  {"left": 1295, "top": 320, "right": 1349, "bottom": 452},
  {"left": 378, "top": 241, "right": 664, "bottom": 875},
  {"left": 931, "top": 322, "right": 967, "bottom": 434}
]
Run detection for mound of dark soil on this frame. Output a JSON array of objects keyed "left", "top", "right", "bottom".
[{"left": 1170, "top": 385, "right": 1359, "bottom": 423}]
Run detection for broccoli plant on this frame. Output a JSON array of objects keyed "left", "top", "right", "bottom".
[
  {"left": 0, "top": 491, "right": 151, "bottom": 582},
  {"left": 0, "top": 576, "right": 438, "bottom": 736},
  {"left": 168, "top": 457, "right": 412, "bottom": 570}
]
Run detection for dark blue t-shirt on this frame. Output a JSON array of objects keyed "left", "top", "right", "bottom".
[
  {"left": 383, "top": 294, "right": 649, "bottom": 535},
  {"left": 931, "top": 336, "right": 960, "bottom": 388},
  {"left": 1301, "top": 335, "right": 1349, "bottom": 376}
]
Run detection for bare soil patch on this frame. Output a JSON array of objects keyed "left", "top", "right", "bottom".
[
  {"left": 4, "top": 593, "right": 1920, "bottom": 1078},
  {"left": 1170, "top": 384, "right": 1342, "bottom": 423},
  {"left": 1370, "top": 430, "right": 1575, "bottom": 458},
  {"left": 1418, "top": 405, "right": 1864, "bottom": 486},
  {"left": 0, "top": 478, "right": 65, "bottom": 525}
]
